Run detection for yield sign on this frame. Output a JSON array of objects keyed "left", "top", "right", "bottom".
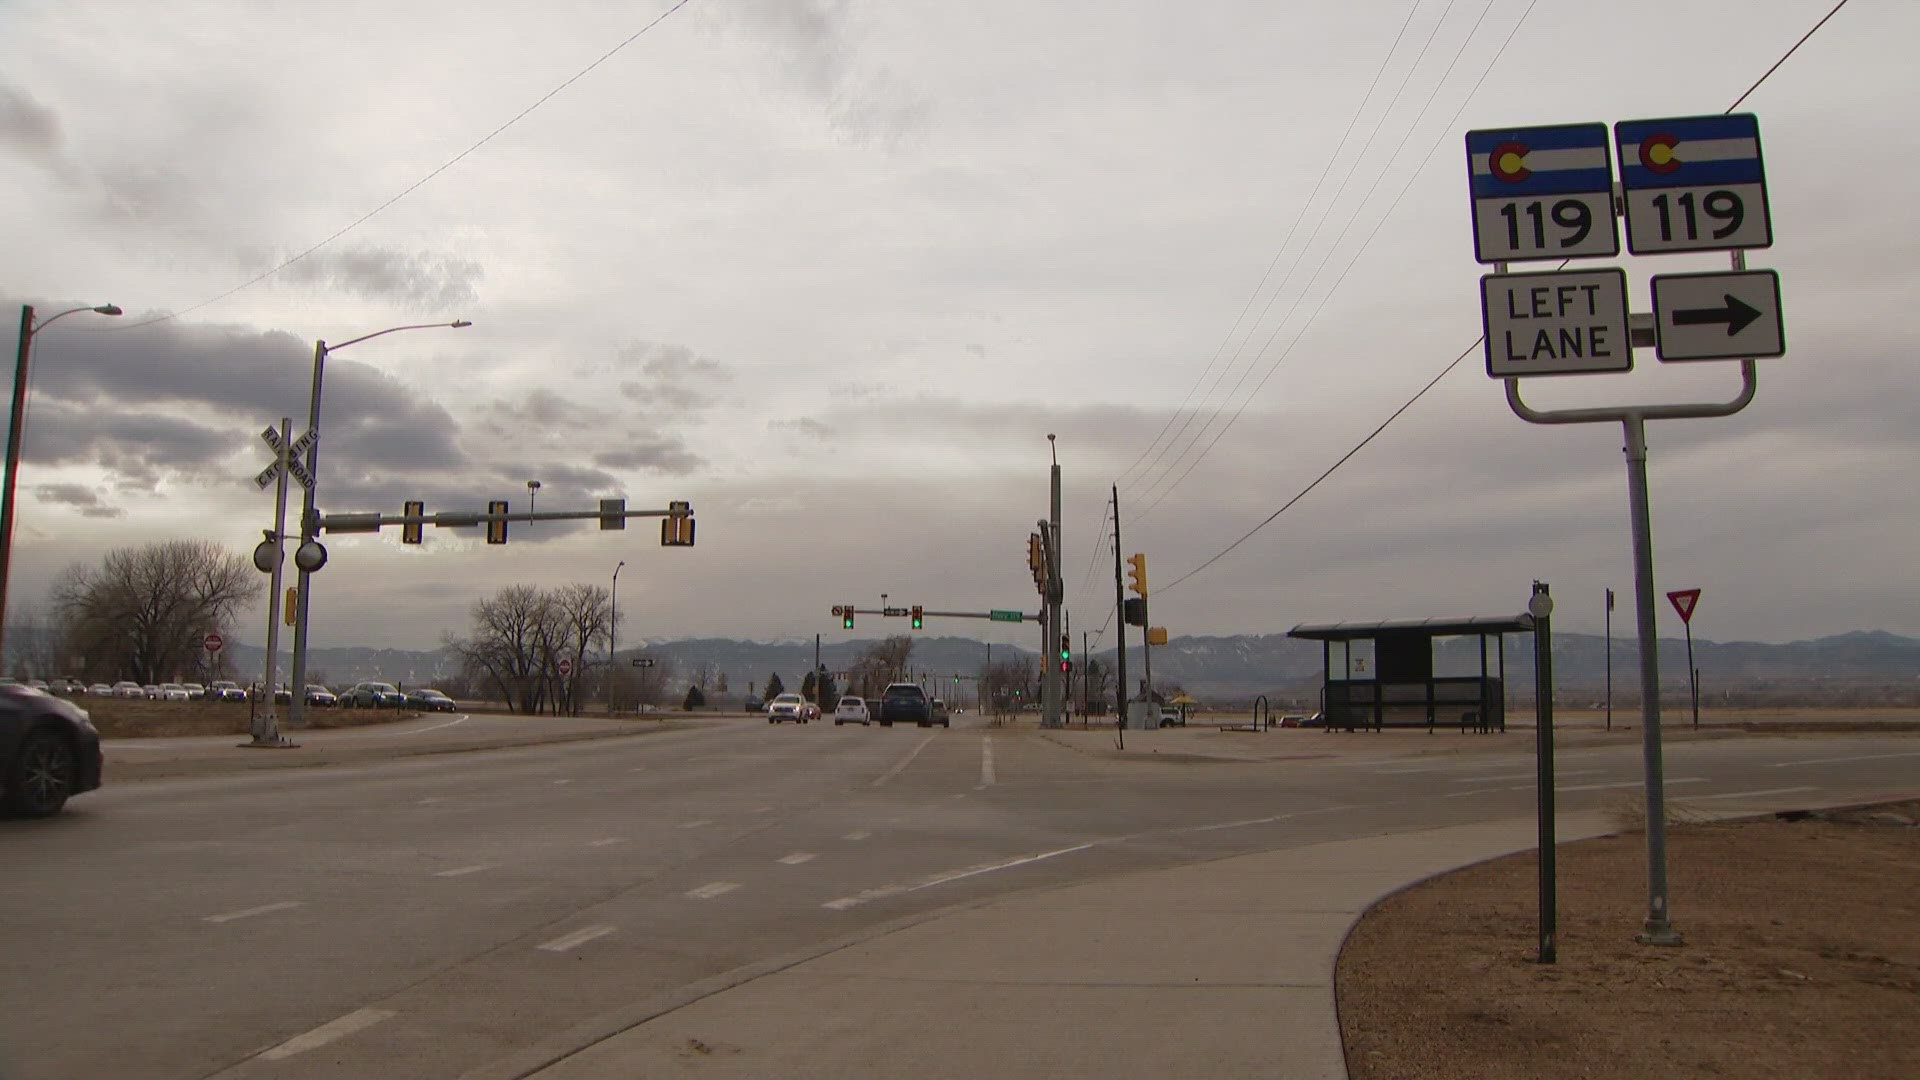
[{"left": 1666, "top": 588, "right": 1701, "bottom": 624}]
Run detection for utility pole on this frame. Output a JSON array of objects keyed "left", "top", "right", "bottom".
[
  {"left": 1082, "top": 629, "right": 1090, "bottom": 718},
  {"left": 1110, "top": 485, "right": 1127, "bottom": 727},
  {"left": 1041, "top": 434, "right": 1064, "bottom": 728},
  {"left": 1140, "top": 582, "right": 1153, "bottom": 708}
]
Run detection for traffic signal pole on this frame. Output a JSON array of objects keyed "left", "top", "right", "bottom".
[
  {"left": 1042, "top": 445, "right": 1064, "bottom": 728},
  {"left": 1110, "top": 485, "right": 1128, "bottom": 735}
]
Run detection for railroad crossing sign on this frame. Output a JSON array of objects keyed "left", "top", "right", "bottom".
[
  {"left": 203, "top": 632, "right": 224, "bottom": 654},
  {"left": 254, "top": 426, "right": 317, "bottom": 490},
  {"left": 1480, "top": 268, "right": 1631, "bottom": 377},
  {"left": 1651, "top": 270, "right": 1785, "bottom": 362},
  {"left": 557, "top": 658, "right": 574, "bottom": 678},
  {"left": 1667, "top": 588, "right": 1701, "bottom": 624},
  {"left": 1465, "top": 122, "right": 1619, "bottom": 264},
  {"left": 1615, "top": 113, "right": 1772, "bottom": 255}
]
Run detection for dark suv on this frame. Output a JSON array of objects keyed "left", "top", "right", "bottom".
[{"left": 880, "top": 683, "right": 945, "bottom": 727}]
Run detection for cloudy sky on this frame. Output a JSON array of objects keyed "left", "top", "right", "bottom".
[{"left": 2, "top": 0, "right": 1913, "bottom": 655}]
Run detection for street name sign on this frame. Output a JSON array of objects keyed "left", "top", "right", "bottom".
[
  {"left": 1616, "top": 113, "right": 1771, "bottom": 255},
  {"left": 1480, "top": 268, "right": 1631, "bottom": 377},
  {"left": 1465, "top": 122, "right": 1619, "bottom": 264},
  {"left": 882, "top": 606, "right": 908, "bottom": 617},
  {"left": 1667, "top": 588, "right": 1701, "bottom": 624},
  {"left": 989, "top": 609, "right": 1024, "bottom": 623},
  {"left": 631, "top": 657, "right": 656, "bottom": 668},
  {"left": 1651, "top": 270, "right": 1784, "bottom": 362}
]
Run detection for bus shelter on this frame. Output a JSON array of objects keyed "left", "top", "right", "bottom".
[{"left": 1287, "top": 614, "right": 1534, "bottom": 733}]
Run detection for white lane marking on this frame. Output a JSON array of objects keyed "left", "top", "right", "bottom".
[
  {"left": 686, "top": 881, "right": 741, "bottom": 899},
  {"left": 1179, "top": 805, "right": 1359, "bottom": 835},
  {"left": 1771, "top": 750, "right": 1920, "bottom": 768},
  {"left": 1446, "top": 788, "right": 1505, "bottom": 798},
  {"left": 1557, "top": 777, "right": 1707, "bottom": 793},
  {"left": 753, "top": 806, "right": 773, "bottom": 813},
  {"left": 1454, "top": 769, "right": 1600, "bottom": 784},
  {"left": 777, "top": 852, "right": 817, "bottom": 865},
  {"left": 204, "top": 900, "right": 303, "bottom": 924},
  {"left": 257, "top": 1008, "right": 395, "bottom": 1062},
  {"left": 552, "top": 779, "right": 574, "bottom": 786},
  {"left": 873, "top": 733, "right": 938, "bottom": 787},
  {"left": 433, "top": 864, "right": 495, "bottom": 878},
  {"left": 1685, "top": 786, "right": 1819, "bottom": 802},
  {"left": 679, "top": 819, "right": 712, "bottom": 829},
  {"left": 824, "top": 843, "right": 1097, "bottom": 911},
  {"left": 376, "top": 715, "right": 471, "bottom": 737},
  {"left": 843, "top": 829, "right": 872, "bottom": 841},
  {"left": 977, "top": 736, "right": 996, "bottom": 789},
  {"left": 586, "top": 837, "right": 625, "bottom": 848},
  {"left": 416, "top": 797, "right": 443, "bottom": 805},
  {"left": 537, "top": 926, "right": 615, "bottom": 952},
  {"left": 629, "top": 766, "right": 647, "bottom": 773}
]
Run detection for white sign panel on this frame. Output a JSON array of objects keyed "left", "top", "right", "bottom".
[
  {"left": 1465, "top": 123, "right": 1619, "bottom": 264},
  {"left": 1616, "top": 114, "right": 1772, "bottom": 255},
  {"left": 1480, "top": 268, "right": 1632, "bottom": 378},
  {"left": 1651, "top": 270, "right": 1784, "bottom": 363}
]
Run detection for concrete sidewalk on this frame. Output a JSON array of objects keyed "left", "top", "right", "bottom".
[{"left": 488, "top": 811, "right": 1618, "bottom": 1080}]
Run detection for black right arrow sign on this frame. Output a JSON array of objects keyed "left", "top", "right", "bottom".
[{"left": 1671, "top": 294, "right": 1762, "bottom": 336}]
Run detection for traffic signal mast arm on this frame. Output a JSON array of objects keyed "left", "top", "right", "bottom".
[
  {"left": 321, "top": 502, "right": 691, "bottom": 533},
  {"left": 832, "top": 607, "right": 1037, "bottom": 622}
]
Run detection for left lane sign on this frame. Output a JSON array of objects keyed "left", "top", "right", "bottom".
[
  {"left": 1480, "top": 268, "right": 1632, "bottom": 378},
  {"left": 1465, "top": 122, "right": 1619, "bottom": 264}
]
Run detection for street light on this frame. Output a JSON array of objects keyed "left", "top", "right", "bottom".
[
  {"left": 0, "top": 303, "right": 122, "bottom": 663},
  {"left": 609, "top": 559, "right": 625, "bottom": 715},
  {"left": 527, "top": 479, "right": 541, "bottom": 514},
  {"left": 287, "top": 320, "right": 471, "bottom": 728}
]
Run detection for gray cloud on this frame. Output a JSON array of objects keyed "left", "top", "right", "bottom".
[
  {"left": 704, "top": 0, "right": 932, "bottom": 148},
  {"left": 33, "top": 482, "right": 121, "bottom": 519},
  {"left": 277, "top": 247, "right": 483, "bottom": 308},
  {"left": 617, "top": 341, "right": 731, "bottom": 415},
  {"left": 768, "top": 416, "right": 831, "bottom": 441},
  {"left": 0, "top": 80, "right": 62, "bottom": 157},
  {"left": 593, "top": 436, "right": 705, "bottom": 476}
]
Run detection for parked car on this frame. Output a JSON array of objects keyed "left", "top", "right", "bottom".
[
  {"left": 0, "top": 684, "right": 102, "bottom": 816},
  {"left": 1158, "top": 707, "right": 1186, "bottom": 728},
  {"left": 26, "top": 679, "right": 48, "bottom": 692},
  {"left": 181, "top": 682, "right": 206, "bottom": 700},
  {"left": 87, "top": 683, "right": 112, "bottom": 697},
  {"left": 208, "top": 680, "right": 246, "bottom": 702},
  {"left": 143, "top": 684, "right": 163, "bottom": 699},
  {"left": 742, "top": 696, "right": 764, "bottom": 714},
  {"left": 159, "top": 683, "right": 191, "bottom": 702},
  {"left": 112, "top": 681, "right": 144, "bottom": 700},
  {"left": 880, "top": 683, "right": 939, "bottom": 727},
  {"left": 405, "top": 688, "right": 458, "bottom": 713},
  {"left": 304, "top": 685, "right": 336, "bottom": 708},
  {"left": 340, "top": 682, "right": 405, "bottom": 709},
  {"left": 766, "top": 693, "right": 815, "bottom": 724},
  {"left": 834, "top": 696, "right": 871, "bottom": 725}
]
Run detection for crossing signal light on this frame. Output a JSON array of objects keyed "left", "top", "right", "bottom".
[
  {"left": 486, "top": 500, "right": 509, "bottom": 544},
  {"left": 911, "top": 605, "right": 923, "bottom": 630},
  {"left": 842, "top": 606, "right": 855, "bottom": 630},
  {"left": 402, "top": 500, "right": 424, "bottom": 545},
  {"left": 1126, "top": 553, "right": 1148, "bottom": 597}
]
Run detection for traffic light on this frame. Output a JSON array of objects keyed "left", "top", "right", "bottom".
[
  {"left": 486, "top": 500, "right": 509, "bottom": 544},
  {"left": 1027, "top": 533, "right": 1044, "bottom": 585},
  {"left": 1059, "top": 633, "right": 1072, "bottom": 674},
  {"left": 842, "top": 606, "right": 855, "bottom": 630},
  {"left": 402, "top": 500, "right": 424, "bottom": 545},
  {"left": 599, "top": 497, "right": 626, "bottom": 531},
  {"left": 1126, "top": 553, "right": 1148, "bottom": 596},
  {"left": 660, "top": 500, "right": 695, "bottom": 547},
  {"left": 911, "top": 605, "right": 923, "bottom": 630}
]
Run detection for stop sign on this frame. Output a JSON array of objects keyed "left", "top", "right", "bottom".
[
  {"left": 557, "top": 658, "right": 573, "bottom": 678},
  {"left": 203, "top": 632, "right": 224, "bottom": 654}
]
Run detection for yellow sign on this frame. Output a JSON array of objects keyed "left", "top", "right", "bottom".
[
  {"left": 1147, "top": 626, "right": 1168, "bottom": 646},
  {"left": 284, "top": 587, "right": 298, "bottom": 626}
]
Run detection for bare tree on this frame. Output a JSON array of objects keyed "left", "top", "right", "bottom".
[
  {"left": 51, "top": 540, "right": 260, "bottom": 684},
  {"left": 852, "top": 636, "right": 914, "bottom": 696},
  {"left": 445, "top": 584, "right": 547, "bottom": 714},
  {"left": 544, "top": 582, "right": 611, "bottom": 716}
]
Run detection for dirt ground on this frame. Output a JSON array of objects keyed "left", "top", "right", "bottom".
[
  {"left": 1338, "top": 801, "right": 1920, "bottom": 1080},
  {"left": 75, "top": 697, "right": 417, "bottom": 738}
]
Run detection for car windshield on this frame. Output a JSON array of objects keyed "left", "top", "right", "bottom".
[
  {"left": 773, "top": 695, "right": 803, "bottom": 705},
  {"left": 307, "top": 685, "right": 329, "bottom": 693},
  {"left": 367, "top": 684, "right": 398, "bottom": 693}
]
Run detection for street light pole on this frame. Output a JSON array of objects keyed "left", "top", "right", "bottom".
[
  {"left": 609, "top": 559, "right": 624, "bottom": 715},
  {"left": 287, "top": 320, "right": 470, "bottom": 729},
  {"left": 1, "top": 302, "right": 121, "bottom": 664}
]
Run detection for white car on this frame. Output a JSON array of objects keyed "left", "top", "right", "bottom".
[
  {"left": 766, "top": 693, "right": 816, "bottom": 724},
  {"left": 833, "top": 696, "right": 871, "bottom": 726},
  {"left": 112, "top": 681, "right": 144, "bottom": 699},
  {"left": 159, "top": 683, "right": 191, "bottom": 701}
]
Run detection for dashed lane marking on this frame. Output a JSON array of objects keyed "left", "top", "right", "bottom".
[
  {"left": 873, "top": 733, "right": 938, "bottom": 787},
  {"left": 433, "top": 864, "right": 495, "bottom": 878},
  {"left": 1686, "top": 786, "right": 1819, "bottom": 801},
  {"left": 256, "top": 1009, "right": 395, "bottom": 1062},
  {"left": 977, "top": 736, "right": 996, "bottom": 789},
  {"left": 537, "top": 926, "right": 615, "bottom": 952},
  {"left": 204, "top": 900, "right": 303, "bottom": 924},
  {"left": 777, "top": 852, "right": 817, "bottom": 865},
  {"left": 679, "top": 820, "right": 712, "bottom": 829},
  {"left": 843, "top": 830, "right": 872, "bottom": 841},
  {"left": 686, "top": 881, "right": 741, "bottom": 899},
  {"left": 1557, "top": 777, "right": 1707, "bottom": 793},
  {"left": 1770, "top": 750, "right": 1920, "bottom": 768},
  {"left": 587, "top": 837, "right": 625, "bottom": 847}
]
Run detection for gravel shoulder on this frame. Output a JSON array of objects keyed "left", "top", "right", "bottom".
[{"left": 1337, "top": 801, "right": 1920, "bottom": 1080}]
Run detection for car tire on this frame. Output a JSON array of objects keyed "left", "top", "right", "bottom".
[
  {"left": 942, "top": 718, "right": 951, "bottom": 727},
  {"left": 835, "top": 718, "right": 843, "bottom": 726},
  {"left": 6, "top": 728, "right": 75, "bottom": 817}
]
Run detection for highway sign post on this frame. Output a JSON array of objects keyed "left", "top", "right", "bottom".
[
  {"left": 247, "top": 418, "right": 297, "bottom": 749},
  {"left": 1652, "top": 270, "right": 1784, "bottom": 362},
  {"left": 1466, "top": 109, "right": 1785, "bottom": 949},
  {"left": 1481, "top": 268, "right": 1632, "bottom": 377}
]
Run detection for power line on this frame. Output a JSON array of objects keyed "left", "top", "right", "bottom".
[
  {"left": 1113, "top": 0, "right": 1426, "bottom": 491},
  {"left": 1154, "top": 0, "right": 1852, "bottom": 598},
  {"left": 99, "top": 0, "right": 702, "bottom": 333}
]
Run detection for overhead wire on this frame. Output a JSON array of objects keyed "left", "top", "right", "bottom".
[
  {"left": 1131, "top": 0, "right": 1503, "bottom": 520},
  {"left": 95, "top": 0, "right": 702, "bottom": 333},
  {"left": 1152, "top": 0, "right": 1853, "bottom": 598}
]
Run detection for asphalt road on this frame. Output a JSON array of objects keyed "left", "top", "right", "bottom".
[{"left": 3, "top": 715, "right": 1915, "bottom": 1079}]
